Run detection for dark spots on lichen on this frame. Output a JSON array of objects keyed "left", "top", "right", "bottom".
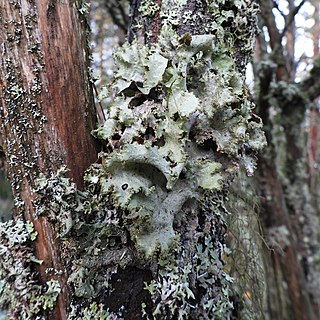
[
  {"left": 144, "top": 127, "right": 155, "bottom": 140},
  {"left": 179, "top": 33, "right": 192, "bottom": 46}
]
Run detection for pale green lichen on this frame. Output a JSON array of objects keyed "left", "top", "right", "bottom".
[
  {"left": 42, "top": 280, "right": 61, "bottom": 311},
  {"left": 77, "top": 0, "right": 90, "bottom": 16},
  {"left": 139, "top": 0, "right": 160, "bottom": 17},
  {"left": 34, "top": 167, "right": 128, "bottom": 306},
  {"left": 194, "top": 160, "right": 223, "bottom": 190},
  {"left": 144, "top": 234, "right": 235, "bottom": 319},
  {"left": 92, "top": 30, "right": 265, "bottom": 257},
  {"left": 0, "top": 219, "right": 60, "bottom": 319},
  {"left": 69, "top": 302, "right": 119, "bottom": 320}
]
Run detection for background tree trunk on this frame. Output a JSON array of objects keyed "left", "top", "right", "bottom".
[{"left": 255, "top": 1, "right": 320, "bottom": 319}]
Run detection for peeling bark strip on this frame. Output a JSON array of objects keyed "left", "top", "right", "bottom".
[
  {"left": 0, "top": 0, "right": 98, "bottom": 319},
  {"left": 36, "top": 0, "right": 99, "bottom": 187}
]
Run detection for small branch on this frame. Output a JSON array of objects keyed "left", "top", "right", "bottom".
[
  {"left": 92, "top": 83, "right": 106, "bottom": 123},
  {"left": 106, "top": 1, "right": 129, "bottom": 33},
  {"left": 258, "top": 0, "right": 281, "bottom": 50},
  {"left": 271, "top": 0, "right": 286, "bottom": 19},
  {"left": 280, "top": 0, "right": 306, "bottom": 38},
  {"left": 256, "top": 17, "right": 269, "bottom": 57},
  {"left": 127, "top": 0, "right": 141, "bottom": 42},
  {"left": 117, "top": 0, "right": 130, "bottom": 29}
]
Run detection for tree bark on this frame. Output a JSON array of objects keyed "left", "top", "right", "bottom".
[
  {"left": 86, "top": 0, "right": 264, "bottom": 319},
  {"left": 0, "top": 1, "right": 99, "bottom": 319}
]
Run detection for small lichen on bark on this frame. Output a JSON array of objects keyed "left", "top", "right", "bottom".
[{"left": 0, "top": 220, "right": 60, "bottom": 319}]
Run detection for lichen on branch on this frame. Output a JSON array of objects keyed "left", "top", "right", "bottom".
[{"left": 0, "top": 219, "right": 61, "bottom": 319}]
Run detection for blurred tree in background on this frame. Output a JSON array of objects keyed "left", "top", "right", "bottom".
[{"left": 254, "top": 1, "right": 320, "bottom": 319}]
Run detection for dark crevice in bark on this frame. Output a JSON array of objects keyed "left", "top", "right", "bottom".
[{"left": 104, "top": 267, "right": 153, "bottom": 320}]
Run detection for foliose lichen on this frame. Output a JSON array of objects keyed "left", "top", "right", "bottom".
[
  {"left": 34, "top": 168, "right": 239, "bottom": 318},
  {"left": 92, "top": 27, "right": 265, "bottom": 257},
  {"left": 68, "top": 302, "right": 118, "bottom": 320},
  {"left": 0, "top": 219, "right": 60, "bottom": 319}
]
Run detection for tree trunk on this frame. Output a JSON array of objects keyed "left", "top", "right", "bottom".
[
  {"left": 255, "top": 1, "right": 320, "bottom": 318},
  {"left": 0, "top": 1, "right": 98, "bottom": 319},
  {"left": 0, "top": 1, "right": 266, "bottom": 319}
]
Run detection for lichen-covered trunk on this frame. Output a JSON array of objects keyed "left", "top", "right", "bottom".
[
  {"left": 0, "top": 1, "right": 98, "bottom": 319},
  {"left": 255, "top": 52, "right": 320, "bottom": 320},
  {"left": 1, "top": 1, "right": 266, "bottom": 319}
]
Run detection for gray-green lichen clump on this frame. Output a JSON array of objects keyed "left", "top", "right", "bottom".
[
  {"left": 0, "top": 0, "right": 266, "bottom": 319},
  {"left": 86, "top": 0, "right": 264, "bottom": 317},
  {"left": 0, "top": 220, "right": 61, "bottom": 319},
  {"left": 93, "top": 30, "right": 265, "bottom": 256}
]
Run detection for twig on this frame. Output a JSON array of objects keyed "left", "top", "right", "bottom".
[
  {"left": 271, "top": 0, "right": 286, "bottom": 19},
  {"left": 106, "top": 1, "right": 129, "bottom": 32},
  {"left": 92, "top": 83, "right": 106, "bottom": 123},
  {"left": 280, "top": 0, "right": 306, "bottom": 38}
]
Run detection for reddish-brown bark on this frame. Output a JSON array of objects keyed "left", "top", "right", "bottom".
[
  {"left": 0, "top": 1, "right": 99, "bottom": 319},
  {"left": 308, "top": 0, "right": 320, "bottom": 186},
  {"left": 258, "top": 160, "right": 316, "bottom": 320},
  {"left": 149, "top": 0, "right": 162, "bottom": 43}
]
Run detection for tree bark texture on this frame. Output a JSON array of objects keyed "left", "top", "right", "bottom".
[
  {"left": 81, "top": 0, "right": 264, "bottom": 319},
  {"left": 0, "top": 1, "right": 99, "bottom": 319}
]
